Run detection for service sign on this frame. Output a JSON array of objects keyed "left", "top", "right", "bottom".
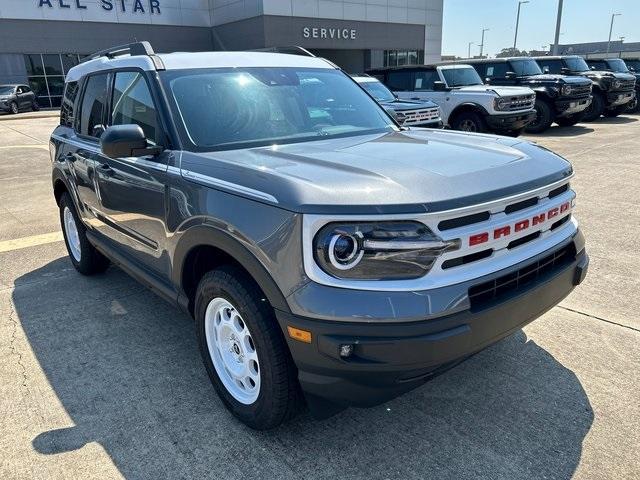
[{"left": 37, "top": 0, "right": 161, "bottom": 15}]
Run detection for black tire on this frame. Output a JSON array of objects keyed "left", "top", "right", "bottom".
[
  {"left": 524, "top": 99, "right": 554, "bottom": 133},
  {"left": 31, "top": 100, "right": 40, "bottom": 111},
  {"left": 195, "top": 265, "right": 302, "bottom": 430},
  {"left": 603, "top": 105, "right": 629, "bottom": 117},
  {"left": 9, "top": 101, "right": 18, "bottom": 114},
  {"left": 582, "top": 92, "right": 605, "bottom": 121},
  {"left": 450, "top": 111, "right": 486, "bottom": 133},
  {"left": 59, "top": 192, "right": 110, "bottom": 275},
  {"left": 627, "top": 96, "right": 639, "bottom": 113},
  {"left": 555, "top": 111, "right": 586, "bottom": 127}
]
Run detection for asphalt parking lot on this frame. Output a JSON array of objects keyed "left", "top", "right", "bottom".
[{"left": 1, "top": 113, "right": 638, "bottom": 480}]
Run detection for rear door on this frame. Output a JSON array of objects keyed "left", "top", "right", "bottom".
[{"left": 93, "top": 69, "right": 172, "bottom": 276}]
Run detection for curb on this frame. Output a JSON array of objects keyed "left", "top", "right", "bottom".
[{"left": 0, "top": 110, "right": 60, "bottom": 121}]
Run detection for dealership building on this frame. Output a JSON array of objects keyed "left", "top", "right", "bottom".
[{"left": 0, "top": 0, "right": 443, "bottom": 108}]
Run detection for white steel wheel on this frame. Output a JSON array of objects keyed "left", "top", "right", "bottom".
[
  {"left": 205, "top": 297, "right": 260, "bottom": 405},
  {"left": 63, "top": 206, "right": 82, "bottom": 262}
]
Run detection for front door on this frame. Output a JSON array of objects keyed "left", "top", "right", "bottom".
[{"left": 94, "top": 70, "right": 171, "bottom": 276}]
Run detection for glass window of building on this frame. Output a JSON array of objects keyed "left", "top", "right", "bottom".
[{"left": 23, "top": 53, "right": 83, "bottom": 108}]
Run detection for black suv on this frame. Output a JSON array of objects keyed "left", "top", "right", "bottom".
[
  {"left": 533, "top": 56, "right": 636, "bottom": 120},
  {"left": 0, "top": 84, "right": 39, "bottom": 114},
  {"left": 586, "top": 58, "right": 639, "bottom": 113},
  {"left": 461, "top": 57, "right": 593, "bottom": 132}
]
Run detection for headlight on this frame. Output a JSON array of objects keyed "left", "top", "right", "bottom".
[
  {"left": 313, "top": 221, "right": 460, "bottom": 280},
  {"left": 612, "top": 79, "right": 622, "bottom": 89},
  {"left": 561, "top": 84, "right": 573, "bottom": 96},
  {"left": 494, "top": 98, "right": 510, "bottom": 111}
]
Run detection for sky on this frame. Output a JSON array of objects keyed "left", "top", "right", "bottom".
[{"left": 442, "top": 0, "right": 640, "bottom": 58}]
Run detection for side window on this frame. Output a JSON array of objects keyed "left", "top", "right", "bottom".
[
  {"left": 61, "top": 81, "right": 79, "bottom": 128},
  {"left": 79, "top": 73, "right": 109, "bottom": 139},
  {"left": 413, "top": 70, "right": 439, "bottom": 90},
  {"left": 538, "top": 60, "right": 562, "bottom": 74},
  {"left": 590, "top": 61, "right": 607, "bottom": 70},
  {"left": 111, "top": 71, "right": 162, "bottom": 145},
  {"left": 485, "top": 63, "right": 508, "bottom": 78},
  {"left": 386, "top": 71, "right": 412, "bottom": 91},
  {"left": 16, "top": 86, "right": 24, "bottom": 94},
  {"left": 21, "top": 86, "right": 32, "bottom": 93}
]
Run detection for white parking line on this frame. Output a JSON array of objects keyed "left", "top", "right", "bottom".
[{"left": 0, "top": 231, "right": 64, "bottom": 253}]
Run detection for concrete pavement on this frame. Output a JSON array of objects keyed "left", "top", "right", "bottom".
[{"left": 0, "top": 116, "right": 638, "bottom": 479}]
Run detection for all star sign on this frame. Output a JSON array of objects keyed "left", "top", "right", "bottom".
[{"left": 38, "top": 0, "right": 161, "bottom": 15}]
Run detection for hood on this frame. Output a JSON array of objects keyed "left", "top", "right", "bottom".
[
  {"left": 524, "top": 74, "right": 591, "bottom": 85},
  {"left": 382, "top": 98, "right": 439, "bottom": 111},
  {"left": 179, "top": 130, "right": 572, "bottom": 214},
  {"left": 456, "top": 84, "right": 534, "bottom": 97}
]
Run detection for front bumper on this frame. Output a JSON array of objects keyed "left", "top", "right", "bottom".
[
  {"left": 276, "top": 231, "right": 587, "bottom": 417},
  {"left": 556, "top": 96, "right": 592, "bottom": 117},
  {"left": 485, "top": 110, "right": 537, "bottom": 131},
  {"left": 606, "top": 90, "right": 635, "bottom": 107},
  {"left": 406, "top": 119, "right": 444, "bottom": 128}
]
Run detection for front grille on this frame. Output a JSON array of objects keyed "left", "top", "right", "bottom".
[
  {"left": 567, "top": 84, "right": 592, "bottom": 98},
  {"left": 504, "top": 94, "right": 536, "bottom": 111},
  {"left": 439, "top": 211, "right": 490, "bottom": 231},
  {"left": 401, "top": 107, "right": 440, "bottom": 125},
  {"left": 468, "top": 243, "right": 576, "bottom": 310},
  {"left": 612, "top": 79, "right": 636, "bottom": 92}
]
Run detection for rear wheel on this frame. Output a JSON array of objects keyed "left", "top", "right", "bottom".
[
  {"left": 59, "top": 192, "right": 110, "bottom": 275},
  {"left": 525, "top": 99, "right": 554, "bottom": 133},
  {"left": 31, "top": 100, "right": 40, "bottom": 111},
  {"left": 604, "top": 105, "right": 629, "bottom": 117},
  {"left": 582, "top": 92, "right": 605, "bottom": 121},
  {"left": 556, "top": 111, "right": 586, "bottom": 127},
  {"left": 450, "top": 111, "right": 485, "bottom": 133},
  {"left": 9, "top": 101, "right": 18, "bottom": 114},
  {"left": 195, "top": 266, "right": 302, "bottom": 430}
]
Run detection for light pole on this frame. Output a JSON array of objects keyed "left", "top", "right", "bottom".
[
  {"left": 479, "top": 28, "right": 489, "bottom": 58},
  {"left": 513, "top": 1, "right": 530, "bottom": 50},
  {"left": 467, "top": 42, "right": 475, "bottom": 58},
  {"left": 606, "top": 13, "right": 621, "bottom": 55},
  {"left": 552, "top": 0, "right": 563, "bottom": 55}
]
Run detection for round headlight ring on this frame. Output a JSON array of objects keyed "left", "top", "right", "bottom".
[{"left": 327, "top": 232, "right": 364, "bottom": 270}]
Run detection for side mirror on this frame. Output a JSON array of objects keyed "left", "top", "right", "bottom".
[
  {"left": 485, "top": 77, "right": 492, "bottom": 84},
  {"left": 590, "top": 66, "right": 596, "bottom": 71},
  {"left": 101, "top": 124, "right": 159, "bottom": 158},
  {"left": 561, "top": 67, "right": 571, "bottom": 74},
  {"left": 505, "top": 71, "right": 517, "bottom": 79},
  {"left": 433, "top": 81, "right": 449, "bottom": 91},
  {"left": 543, "top": 66, "right": 550, "bottom": 74}
]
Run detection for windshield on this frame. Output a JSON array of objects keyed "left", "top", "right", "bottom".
[
  {"left": 565, "top": 57, "right": 589, "bottom": 72},
  {"left": 163, "top": 67, "right": 395, "bottom": 150},
  {"left": 0, "top": 86, "right": 15, "bottom": 95},
  {"left": 606, "top": 59, "right": 630, "bottom": 73},
  {"left": 359, "top": 79, "right": 396, "bottom": 102},
  {"left": 510, "top": 59, "right": 543, "bottom": 76},
  {"left": 441, "top": 67, "right": 483, "bottom": 87}
]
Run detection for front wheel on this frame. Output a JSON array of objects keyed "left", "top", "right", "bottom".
[
  {"left": 59, "top": 192, "right": 110, "bottom": 275},
  {"left": 450, "top": 111, "right": 486, "bottom": 133},
  {"left": 195, "top": 266, "right": 302, "bottom": 430},
  {"left": 556, "top": 111, "right": 586, "bottom": 127},
  {"left": 31, "top": 100, "right": 40, "bottom": 111},
  {"left": 582, "top": 92, "right": 605, "bottom": 121},
  {"left": 627, "top": 96, "right": 639, "bottom": 113},
  {"left": 503, "top": 128, "right": 525, "bottom": 138},
  {"left": 9, "top": 101, "right": 18, "bottom": 114},
  {"left": 524, "top": 99, "right": 554, "bottom": 133}
]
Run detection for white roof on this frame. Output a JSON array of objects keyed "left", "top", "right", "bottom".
[
  {"left": 66, "top": 51, "right": 336, "bottom": 82},
  {"left": 438, "top": 64, "right": 475, "bottom": 70},
  {"left": 351, "top": 76, "right": 379, "bottom": 83}
]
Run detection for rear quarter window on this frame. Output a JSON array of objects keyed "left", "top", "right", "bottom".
[{"left": 61, "top": 81, "right": 78, "bottom": 128}]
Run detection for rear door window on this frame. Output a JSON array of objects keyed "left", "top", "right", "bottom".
[
  {"left": 537, "top": 59, "right": 563, "bottom": 74},
  {"left": 78, "top": 73, "right": 109, "bottom": 139},
  {"left": 485, "top": 63, "right": 508, "bottom": 78},
  {"left": 413, "top": 70, "right": 440, "bottom": 90}
]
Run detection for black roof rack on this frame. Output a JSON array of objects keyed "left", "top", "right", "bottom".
[
  {"left": 82, "top": 41, "right": 165, "bottom": 69},
  {"left": 251, "top": 46, "right": 316, "bottom": 57}
]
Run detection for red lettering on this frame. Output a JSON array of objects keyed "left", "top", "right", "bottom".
[
  {"left": 494, "top": 226, "right": 511, "bottom": 239},
  {"left": 514, "top": 219, "right": 530, "bottom": 232},
  {"left": 560, "top": 202, "right": 570, "bottom": 213},
  {"left": 469, "top": 232, "right": 489, "bottom": 246},
  {"left": 548, "top": 207, "right": 559, "bottom": 219},
  {"left": 532, "top": 213, "right": 546, "bottom": 226}
]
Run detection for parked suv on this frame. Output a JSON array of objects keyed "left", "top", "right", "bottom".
[
  {"left": 586, "top": 58, "right": 639, "bottom": 113},
  {"left": 51, "top": 42, "right": 588, "bottom": 429},
  {"left": 368, "top": 64, "right": 536, "bottom": 136},
  {"left": 533, "top": 56, "right": 636, "bottom": 120},
  {"left": 461, "top": 57, "right": 592, "bottom": 132},
  {"left": 352, "top": 75, "right": 442, "bottom": 128},
  {"left": 0, "top": 84, "right": 39, "bottom": 114}
]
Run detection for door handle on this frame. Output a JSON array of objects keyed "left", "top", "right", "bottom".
[
  {"left": 97, "top": 163, "right": 113, "bottom": 176},
  {"left": 411, "top": 97, "right": 421, "bottom": 100}
]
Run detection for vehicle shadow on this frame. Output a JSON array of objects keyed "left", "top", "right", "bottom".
[
  {"left": 592, "top": 115, "right": 638, "bottom": 124},
  {"left": 14, "top": 258, "right": 593, "bottom": 480},
  {"left": 529, "top": 125, "right": 595, "bottom": 137}
]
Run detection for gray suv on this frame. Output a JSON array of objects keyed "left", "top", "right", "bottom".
[
  {"left": 50, "top": 42, "right": 589, "bottom": 429},
  {"left": 0, "top": 84, "right": 39, "bottom": 114}
]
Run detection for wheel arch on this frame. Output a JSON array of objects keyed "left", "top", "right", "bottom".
[
  {"left": 449, "top": 103, "right": 489, "bottom": 123},
  {"left": 173, "top": 225, "right": 290, "bottom": 317}
]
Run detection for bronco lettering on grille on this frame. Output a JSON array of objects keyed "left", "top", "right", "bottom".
[{"left": 468, "top": 201, "right": 571, "bottom": 247}]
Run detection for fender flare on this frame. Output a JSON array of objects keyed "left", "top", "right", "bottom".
[
  {"left": 449, "top": 102, "right": 490, "bottom": 121},
  {"left": 172, "top": 224, "right": 290, "bottom": 313}
]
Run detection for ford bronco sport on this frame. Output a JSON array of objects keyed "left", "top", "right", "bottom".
[
  {"left": 367, "top": 64, "right": 536, "bottom": 136},
  {"left": 534, "top": 55, "right": 636, "bottom": 120},
  {"left": 586, "top": 58, "right": 639, "bottom": 113},
  {"left": 0, "top": 84, "right": 39, "bottom": 114},
  {"left": 460, "top": 57, "right": 592, "bottom": 132},
  {"left": 50, "top": 42, "right": 589, "bottom": 429}
]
